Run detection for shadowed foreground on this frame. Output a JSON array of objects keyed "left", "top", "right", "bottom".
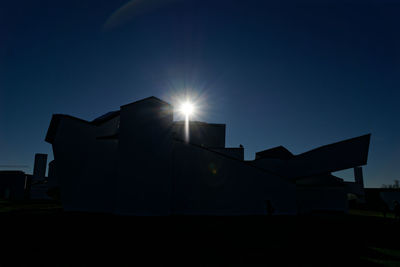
[{"left": 1, "top": 202, "right": 400, "bottom": 266}]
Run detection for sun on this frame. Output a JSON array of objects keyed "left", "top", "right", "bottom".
[{"left": 179, "top": 101, "right": 195, "bottom": 117}]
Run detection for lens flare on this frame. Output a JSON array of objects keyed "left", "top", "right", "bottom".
[
  {"left": 162, "top": 86, "right": 211, "bottom": 143},
  {"left": 179, "top": 102, "right": 194, "bottom": 117},
  {"left": 178, "top": 101, "right": 195, "bottom": 143}
]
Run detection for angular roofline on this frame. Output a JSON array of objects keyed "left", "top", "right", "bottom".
[
  {"left": 91, "top": 111, "right": 120, "bottom": 126},
  {"left": 256, "top": 145, "right": 292, "bottom": 155},
  {"left": 254, "top": 134, "right": 371, "bottom": 162},
  {"left": 173, "top": 138, "right": 288, "bottom": 180},
  {"left": 297, "top": 133, "right": 371, "bottom": 157},
  {"left": 45, "top": 114, "right": 93, "bottom": 143},
  {"left": 46, "top": 97, "right": 172, "bottom": 142},
  {"left": 120, "top": 96, "right": 171, "bottom": 109},
  {"left": 92, "top": 97, "right": 171, "bottom": 126},
  {"left": 287, "top": 134, "right": 371, "bottom": 180},
  {"left": 255, "top": 145, "right": 294, "bottom": 161}
]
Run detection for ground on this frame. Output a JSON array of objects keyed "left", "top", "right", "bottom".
[{"left": 1, "top": 201, "right": 400, "bottom": 266}]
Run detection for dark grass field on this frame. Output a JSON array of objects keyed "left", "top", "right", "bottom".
[{"left": 1, "top": 201, "right": 400, "bottom": 266}]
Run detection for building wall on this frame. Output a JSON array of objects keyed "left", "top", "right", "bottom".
[
  {"left": 172, "top": 141, "right": 297, "bottom": 215},
  {"left": 51, "top": 117, "right": 118, "bottom": 213},
  {"left": 50, "top": 104, "right": 297, "bottom": 215},
  {"left": 344, "top": 181, "right": 364, "bottom": 196},
  {"left": 0, "top": 171, "right": 27, "bottom": 200},
  {"left": 297, "top": 186, "right": 348, "bottom": 213},
  {"left": 96, "top": 116, "right": 120, "bottom": 137},
  {"left": 50, "top": 99, "right": 366, "bottom": 216},
  {"left": 115, "top": 99, "right": 174, "bottom": 215},
  {"left": 210, "top": 148, "right": 244, "bottom": 161},
  {"left": 251, "top": 158, "right": 288, "bottom": 178},
  {"left": 173, "top": 122, "right": 226, "bottom": 148},
  {"left": 47, "top": 160, "right": 57, "bottom": 189}
]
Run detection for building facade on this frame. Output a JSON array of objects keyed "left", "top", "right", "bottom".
[{"left": 45, "top": 96, "right": 370, "bottom": 215}]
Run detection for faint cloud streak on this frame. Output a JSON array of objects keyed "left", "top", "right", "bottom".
[{"left": 103, "top": 0, "right": 185, "bottom": 31}]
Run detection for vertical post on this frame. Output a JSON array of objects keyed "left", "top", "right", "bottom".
[
  {"left": 33, "top": 153, "right": 48, "bottom": 181},
  {"left": 354, "top": 166, "right": 364, "bottom": 188}
]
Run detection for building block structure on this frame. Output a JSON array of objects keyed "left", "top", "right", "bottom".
[{"left": 45, "top": 96, "right": 370, "bottom": 215}]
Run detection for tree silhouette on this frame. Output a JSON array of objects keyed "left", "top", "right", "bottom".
[{"left": 381, "top": 179, "right": 400, "bottom": 188}]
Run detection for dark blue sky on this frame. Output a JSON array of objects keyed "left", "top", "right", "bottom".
[{"left": 1, "top": 0, "right": 399, "bottom": 187}]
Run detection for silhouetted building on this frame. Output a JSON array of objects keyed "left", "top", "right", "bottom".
[
  {"left": 30, "top": 153, "right": 52, "bottom": 200},
  {"left": 33, "top": 153, "right": 47, "bottom": 181},
  {"left": 252, "top": 135, "right": 370, "bottom": 213},
  {"left": 172, "top": 121, "right": 226, "bottom": 147},
  {"left": 365, "top": 188, "right": 400, "bottom": 211},
  {"left": 354, "top": 166, "right": 364, "bottom": 188},
  {"left": 210, "top": 147, "right": 244, "bottom": 161},
  {"left": 256, "top": 146, "right": 294, "bottom": 160},
  {"left": 45, "top": 96, "right": 371, "bottom": 215},
  {"left": 47, "top": 160, "right": 58, "bottom": 189},
  {"left": 0, "top": 171, "right": 28, "bottom": 200}
]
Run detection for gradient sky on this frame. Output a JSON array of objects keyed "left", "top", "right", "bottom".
[{"left": 1, "top": 0, "right": 399, "bottom": 187}]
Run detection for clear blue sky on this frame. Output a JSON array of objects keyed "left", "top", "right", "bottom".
[{"left": 1, "top": 0, "right": 399, "bottom": 187}]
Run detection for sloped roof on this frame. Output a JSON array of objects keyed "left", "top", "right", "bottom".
[
  {"left": 120, "top": 96, "right": 171, "bottom": 108},
  {"left": 288, "top": 134, "right": 371, "bottom": 178},
  {"left": 173, "top": 138, "right": 287, "bottom": 179},
  {"left": 91, "top": 110, "right": 120, "bottom": 125},
  {"left": 297, "top": 134, "right": 371, "bottom": 159},
  {"left": 256, "top": 146, "right": 294, "bottom": 160},
  {"left": 92, "top": 96, "right": 170, "bottom": 125},
  {"left": 45, "top": 114, "right": 92, "bottom": 143},
  {"left": 253, "top": 134, "right": 371, "bottom": 180},
  {"left": 45, "top": 96, "right": 170, "bottom": 143}
]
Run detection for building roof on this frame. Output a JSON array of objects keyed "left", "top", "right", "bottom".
[
  {"left": 120, "top": 96, "right": 171, "bottom": 108},
  {"left": 288, "top": 133, "right": 371, "bottom": 178},
  {"left": 296, "top": 134, "right": 371, "bottom": 159},
  {"left": 173, "top": 138, "right": 287, "bottom": 179},
  {"left": 256, "top": 146, "right": 294, "bottom": 160},
  {"left": 45, "top": 96, "right": 170, "bottom": 143},
  {"left": 91, "top": 110, "right": 120, "bottom": 125},
  {"left": 253, "top": 134, "right": 371, "bottom": 180},
  {"left": 45, "top": 114, "right": 92, "bottom": 143}
]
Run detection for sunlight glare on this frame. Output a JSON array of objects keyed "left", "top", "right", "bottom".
[{"left": 180, "top": 102, "right": 195, "bottom": 117}]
